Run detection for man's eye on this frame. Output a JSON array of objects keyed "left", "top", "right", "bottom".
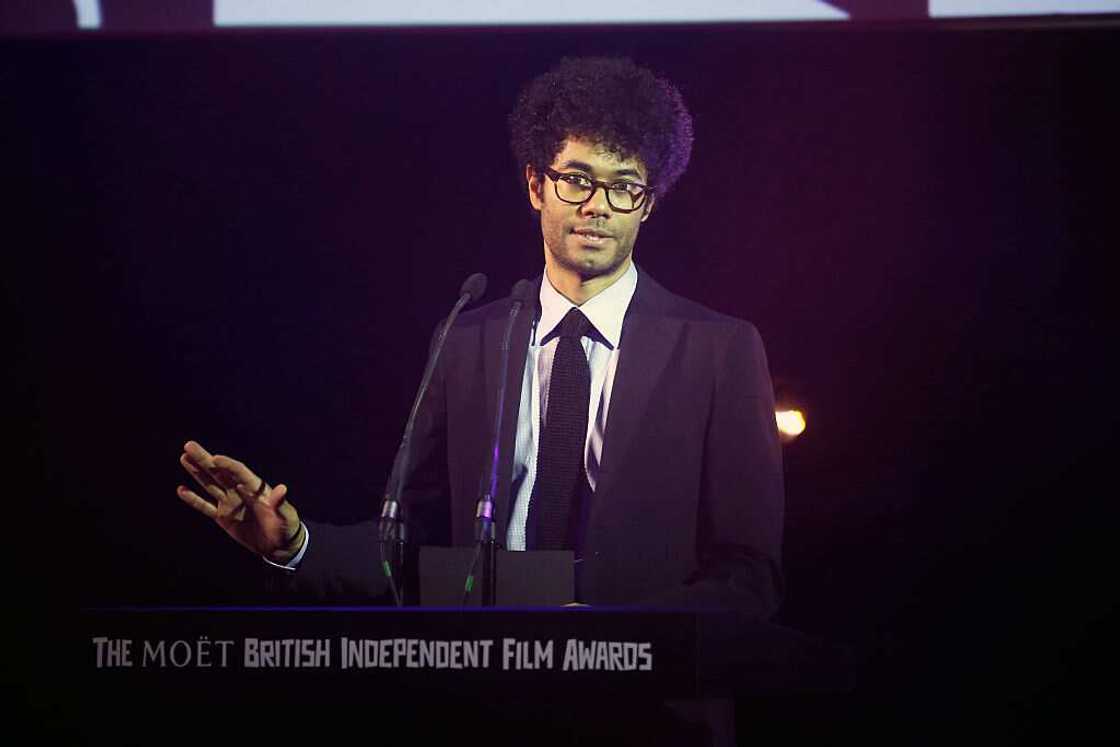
[
  {"left": 611, "top": 183, "right": 641, "bottom": 194},
  {"left": 561, "top": 174, "right": 591, "bottom": 187}
]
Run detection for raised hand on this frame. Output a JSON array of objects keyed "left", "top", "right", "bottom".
[{"left": 176, "top": 440, "right": 304, "bottom": 564}]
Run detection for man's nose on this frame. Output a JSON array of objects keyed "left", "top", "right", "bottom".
[{"left": 579, "top": 184, "right": 612, "bottom": 217}]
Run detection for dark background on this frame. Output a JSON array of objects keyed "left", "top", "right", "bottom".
[{"left": 5, "top": 19, "right": 1117, "bottom": 743}]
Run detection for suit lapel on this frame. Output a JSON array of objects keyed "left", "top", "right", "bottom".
[{"left": 594, "top": 274, "right": 681, "bottom": 503}]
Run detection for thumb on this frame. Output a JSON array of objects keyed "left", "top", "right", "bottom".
[{"left": 260, "top": 483, "right": 288, "bottom": 509}]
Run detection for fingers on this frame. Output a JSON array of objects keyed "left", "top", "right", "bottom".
[
  {"left": 212, "top": 454, "right": 263, "bottom": 493},
  {"left": 177, "top": 485, "right": 218, "bottom": 519},
  {"left": 234, "top": 481, "right": 288, "bottom": 510},
  {"left": 181, "top": 442, "right": 262, "bottom": 494},
  {"left": 183, "top": 440, "right": 216, "bottom": 469},
  {"left": 179, "top": 453, "right": 229, "bottom": 503},
  {"left": 182, "top": 441, "right": 232, "bottom": 490},
  {"left": 180, "top": 441, "right": 280, "bottom": 520},
  {"left": 261, "top": 483, "right": 288, "bottom": 509}
]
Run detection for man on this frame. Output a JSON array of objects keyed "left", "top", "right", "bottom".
[{"left": 177, "top": 56, "right": 784, "bottom": 616}]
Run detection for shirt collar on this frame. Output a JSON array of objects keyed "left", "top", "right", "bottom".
[{"left": 537, "top": 261, "right": 638, "bottom": 350}]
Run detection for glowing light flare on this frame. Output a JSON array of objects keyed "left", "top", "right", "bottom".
[{"left": 775, "top": 409, "right": 806, "bottom": 440}]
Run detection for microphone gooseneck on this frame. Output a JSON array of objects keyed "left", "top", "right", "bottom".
[
  {"left": 379, "top": 272, "right": 487, "bottom": 605},
  {"left": 483, "top": 279, "right": 535, "bottom": 506},
  {"left": 464, "top": 278, "right": 535, "bottom": 605}
]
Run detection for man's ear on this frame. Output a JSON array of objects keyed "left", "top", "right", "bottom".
[
  {"left": 640, "top": 192, "right": 656, "bottom": 222},
  {"left": 526, "top": 164, "right": 544, "bottom": 211}
]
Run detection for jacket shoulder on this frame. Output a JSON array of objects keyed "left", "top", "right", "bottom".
[{"left": 637, "top": 273, "right": 761, "bottom": 339}]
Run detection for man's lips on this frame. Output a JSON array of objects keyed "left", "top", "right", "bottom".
[{"left": 571, "top": 228, "right": 613, "bottom": 240}]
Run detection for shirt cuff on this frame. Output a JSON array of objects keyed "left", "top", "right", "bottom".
[{"left": 261, "top": 522, "right": 309, "bottom": 572}]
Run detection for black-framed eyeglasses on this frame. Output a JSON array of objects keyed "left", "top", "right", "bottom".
[{"left": 542, "top": 167, "right": 653, "bottom": 213}]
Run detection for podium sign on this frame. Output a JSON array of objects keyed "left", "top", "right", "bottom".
[
  {"left": 63, "top": 607, "right": 854, "bottom": 744},
  {"left": 77, "top": 606, "right": 853, "bottom": 696},
  {"left": 418, "top": 546, "right": 576, "bottom": 607},
  {"left": 78, "top": 607, "right": 696, "bottom": 698}
]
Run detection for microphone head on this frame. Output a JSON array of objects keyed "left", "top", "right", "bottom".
[
  {"left": 460, "top": 273, "right": 487, "bottom": 303},
  {"left": 510, "top": 279, "right": 535, "bottom": 304}
]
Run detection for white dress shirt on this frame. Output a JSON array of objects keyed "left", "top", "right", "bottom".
[{"left": 505, "top": 261, "right": 638, "bottom": 551}]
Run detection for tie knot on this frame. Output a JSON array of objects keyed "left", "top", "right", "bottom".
[{"left": 558, "top": 307, "right": 592, "bottom": 339}]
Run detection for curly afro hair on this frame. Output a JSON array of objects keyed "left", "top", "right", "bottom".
[{"left": 508, "top": 57, "right": 694, "bottom": 197}]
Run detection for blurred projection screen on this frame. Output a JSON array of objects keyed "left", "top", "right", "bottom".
[
  {"left": 929, "top": 1, "right": 1120, "bottom": 16},
  {"left": 214, "top": 0, "right": 850, "bottom": 25}
]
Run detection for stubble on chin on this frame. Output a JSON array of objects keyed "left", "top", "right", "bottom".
[{"left": 550, "top": 240, "right": 631, "bottom": 282}]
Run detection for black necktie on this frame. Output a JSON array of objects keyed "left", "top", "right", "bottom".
[{"left": 528, "top": 307, "right": 592, "bottom": 550}]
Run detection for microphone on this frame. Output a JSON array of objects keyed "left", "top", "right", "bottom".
[
  {"left": 459, "top": 272, "right": 488, "bottom": 305},
  {"left": 379, "top": 272, "right": 487, "bottom": 605},
  {"left": 464, "top": 278, "right": 535, "bottom": 605}
]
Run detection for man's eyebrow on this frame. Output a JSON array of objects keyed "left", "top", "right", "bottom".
[{"left": 558, "top": 159, "right": 645, "bottom": 180}]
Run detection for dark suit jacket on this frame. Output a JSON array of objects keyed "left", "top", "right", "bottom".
[{"left": 292, "top": 271, "right": 785, "bottom": 617}]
